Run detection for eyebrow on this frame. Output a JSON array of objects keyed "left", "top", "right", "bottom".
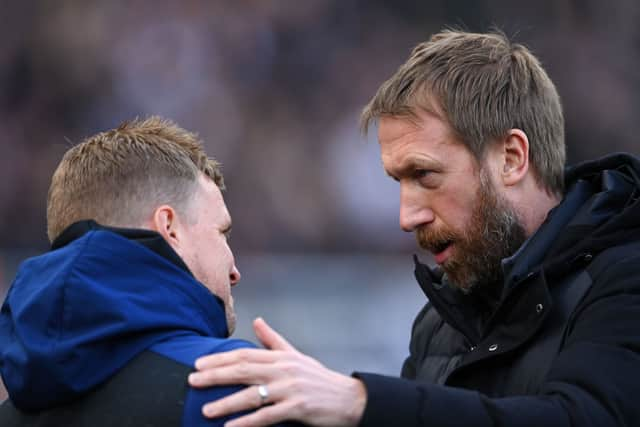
[{"left": 386, "top": 156, "right": 442, "bottom": 180}]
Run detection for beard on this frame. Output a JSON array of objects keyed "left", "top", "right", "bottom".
[{"left": 416, "top": 170, "right": 527, "bottom": 292}]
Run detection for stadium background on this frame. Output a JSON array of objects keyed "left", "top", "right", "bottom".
[{"left": 1, "top": 0, "right": 639, "bottom": 400}]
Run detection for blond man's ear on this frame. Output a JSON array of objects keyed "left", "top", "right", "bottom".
[{"left": 147, "top": 205, "right": 184, "bottom": 256}]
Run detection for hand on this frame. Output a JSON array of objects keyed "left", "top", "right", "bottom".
[{"left": 188, "top": 317, "right": 367, "bottom": 427}]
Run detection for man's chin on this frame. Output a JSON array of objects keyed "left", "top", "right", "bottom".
[
  {"left": 225, "top": 305, "right": 236, "bottom": 335},
  {"left": 226, "top": 316, "right": 236, "bottom": 335},
  {"left": 440, "top": 258, "right": 477, "bottom": 292}
]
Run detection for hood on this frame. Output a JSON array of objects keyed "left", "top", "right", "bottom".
[
  {"left": 552, "top": 152, "right": 640, "bottom": 257},
  {"left": 0, "top": 228, "right": 229, "bottom": 410},
  {"left": 509, "top": 152, "right": 640, "bottom": 282}
]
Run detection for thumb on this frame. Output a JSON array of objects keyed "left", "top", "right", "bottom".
[{"left": 254, "top": 317, "right": 297, "bottom": 352}]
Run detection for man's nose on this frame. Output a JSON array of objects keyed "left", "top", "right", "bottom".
[
  {"left": 399, "top": 185, "right": 434, "bottom": 232},
  {"left": 230, "top": 265, "right": 241, "bottom": 286}
]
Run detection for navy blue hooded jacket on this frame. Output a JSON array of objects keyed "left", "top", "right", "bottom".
[{"left": 0, "top": 221, "right": 262, "bottom": 426}]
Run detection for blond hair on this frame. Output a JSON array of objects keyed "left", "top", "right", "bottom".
[
  {"left": 361, "top": 30, "right": 565, "bottom": 195},
  {"left": 47, "top": 116, "right": 224, "bottom": 242}
]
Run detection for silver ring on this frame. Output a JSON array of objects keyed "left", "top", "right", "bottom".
[{"left": 257, "top": 384, "right": 269, "bottom": 405}]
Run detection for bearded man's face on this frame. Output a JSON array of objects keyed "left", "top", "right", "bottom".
[
  {"left": 378, "top": 112, "right": 527, "bottom": 292},
  {"left": 416, "top": 170, "right": 527, "bottom": 291}
]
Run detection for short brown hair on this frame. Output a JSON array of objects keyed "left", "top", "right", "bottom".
[
  {"left": 361, "top": 29, "right": 565, "bottom": 195},
  {"left": 47, "top": 116, "right": 224, "bottom": 242}
]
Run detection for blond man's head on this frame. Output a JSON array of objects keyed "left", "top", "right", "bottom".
[{"left": 47, "top": 116, "right": 224, "bottom": 242}]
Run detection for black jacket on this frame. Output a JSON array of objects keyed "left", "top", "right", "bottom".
[{"left": 355, "top": 153, "right": 640, "bottom": 426}]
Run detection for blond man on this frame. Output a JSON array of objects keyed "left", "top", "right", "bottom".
[{"left": 0, "top": 118, "right": 295, "bottom": 427}]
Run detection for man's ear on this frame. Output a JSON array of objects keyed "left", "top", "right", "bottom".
[
  {"left": 500, "top": 129, "right": 530, "bottom": 187},
  {"left": 149, "top": 205, "right": 182, "bottom": 253}
]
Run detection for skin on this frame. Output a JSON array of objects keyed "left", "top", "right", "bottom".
[
  {"left": 379, "top": 111, "right": 483, "bottom": 266},
  {"left": 0, "top": 376, "right": 6, "bottom": 401},
  {"left": 145, "top": 173, "right": 241, "bottom": 333},
  {"left": 191, "top": 318, "right": 367, "bottom": 427},
  {"left": 187, "top": 111, "right": 561, "bottom": 426}
]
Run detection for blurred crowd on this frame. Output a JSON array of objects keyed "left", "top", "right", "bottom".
[
  {"left": 1, "top": 0, "right": 639, "bottom": 268},
  {"left": 0, "top": 0, "right": 639, "bottom": 403}
]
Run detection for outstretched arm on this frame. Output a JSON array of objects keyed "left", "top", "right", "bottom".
[
  {"left": 189, "top": 279, "right": 640, "bottom": 427},
  {"left": 188, "top": 318, "right": 366, "bottom": 427}
]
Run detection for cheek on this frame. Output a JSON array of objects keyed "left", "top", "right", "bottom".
[
  {"left": 437, "top": 192, "right": 478, "bottom": 232},
  {"left": 208, "top": 242, "right": 232, "bottom": 277},
  {"left": 190, "top": 239, "right": 225, "bottom": 284},
  {"left": 433, "top": 188, "right": 477, "bottom": 222}
]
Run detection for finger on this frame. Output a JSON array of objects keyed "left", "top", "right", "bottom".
[
  {"left": 203, "top": 379, "right": 294, "bottom": 418},
  {"left": 194, "top": 348, "right": 275, "bottom": 371},
  {"left": 224, "top": 400, "right": 298, "bottom": 427},
  {"left": 253, "top": 317, "right": 296, "bottom": 352},
  {"left": 189, "top": 362, "right": 273, "bottom": 388},
  {"left": 202, "top": 385, "right": 264, "bottom": 419}
]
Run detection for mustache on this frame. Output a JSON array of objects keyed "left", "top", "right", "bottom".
[{"left": 415, "top": 226, "right": 458, "bottom": 253}]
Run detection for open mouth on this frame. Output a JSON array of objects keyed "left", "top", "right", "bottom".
[
  {"left": 432, "top": 241, "right": 454, "bottom": 264},
  {"left": 432, "top": 240, "right": 452, "bottom": 254}
]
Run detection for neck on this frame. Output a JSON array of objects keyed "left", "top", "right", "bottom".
[{"left": 519, "top": 186, "right": 562, "bottom": 238}]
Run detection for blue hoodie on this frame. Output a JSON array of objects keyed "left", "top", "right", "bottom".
[{"left": 0, "top": 224, "right": 255, "bottom": 425}]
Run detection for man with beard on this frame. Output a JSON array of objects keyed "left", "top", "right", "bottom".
[{"left": 188, "top": 30, "right": 640, "bottom": 426}]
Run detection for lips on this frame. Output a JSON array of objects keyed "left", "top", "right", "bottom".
[
  {"left": 433, "top": 242, "right": 453, "bottom": 264},
  {"left": 416, "top": 228, "right": 456, "bottom": 264},
  {"left": 431, "top": 240, "right": 452, "bottom": 253}
]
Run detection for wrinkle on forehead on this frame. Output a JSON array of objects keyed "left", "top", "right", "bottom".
[{"left": 378, "top": 113, "right": 476, "bottom": 178}]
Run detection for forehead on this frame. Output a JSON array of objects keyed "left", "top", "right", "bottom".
[{"left": 378, "top": 112, "right": 475, "bottom": 174}]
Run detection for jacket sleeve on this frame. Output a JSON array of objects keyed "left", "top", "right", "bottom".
[{"left": 354, "top": 255, "right": 640, "bottom": 427}]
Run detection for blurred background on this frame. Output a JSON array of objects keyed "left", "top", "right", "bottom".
[{"left": 1, "top": 0, "right": 639, "bottom": 400}]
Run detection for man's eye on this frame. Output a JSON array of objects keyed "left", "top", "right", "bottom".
[
  {"left": 223, "top": 229, "right": 232, "bottom": 240},
  {"left": 413, "top": 169, "right": 430, "bottom": 179}
]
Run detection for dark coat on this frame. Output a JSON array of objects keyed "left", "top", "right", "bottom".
[{"left": 355, "top": 153, "right": 640, "bottom": 426}]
